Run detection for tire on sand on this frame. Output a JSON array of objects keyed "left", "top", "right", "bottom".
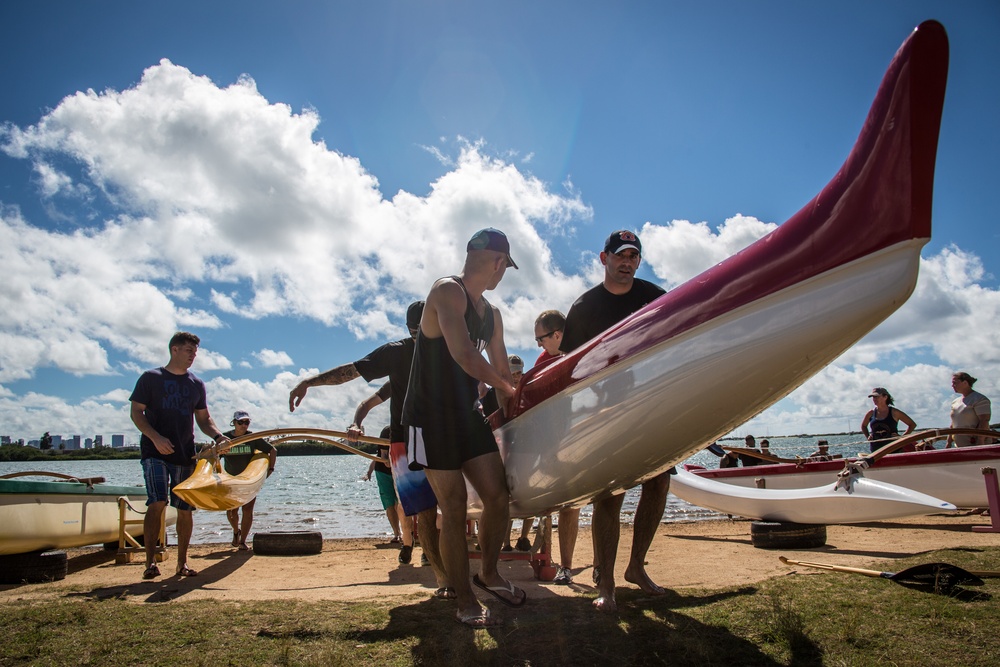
[
  {"left": 252, "top": 531, "right": 323, "bottom": 556},
  {"left": 0, "top": 550, "right": 68, "bottom": 584},
  {"left": 750, "top": 521, "right": 827, "bottom": 549}
]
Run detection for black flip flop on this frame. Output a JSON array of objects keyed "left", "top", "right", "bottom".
[{"left": 472, "top": 573, "right": 526, "bottom": 607}]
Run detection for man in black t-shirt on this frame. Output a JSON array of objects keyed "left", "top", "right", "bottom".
[
  {"left": 560, "top": 230, "right": 669, "bottom": 612},
  {"left": 738, "top": 434, "right": 764, "bottom": 467},
  {"left": 288, "top": 302, "right": 445, "bottom": 575}
]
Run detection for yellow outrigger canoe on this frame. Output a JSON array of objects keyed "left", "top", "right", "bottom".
[
  {"left": 172, "top": 452, "right": 271, "bottom": 511},
  {"left": 172, "top": 429, "right": 385, "bottom": 511}
]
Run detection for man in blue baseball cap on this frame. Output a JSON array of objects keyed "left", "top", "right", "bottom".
[{"left": 403, "top": 227, "right": 523, "bottom": 627}]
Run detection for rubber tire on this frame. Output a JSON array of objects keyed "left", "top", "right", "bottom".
[
  {"left": 252, "top": 531, "right": 323, "bottom": 556},
  {"left": 750, "top": 521, "right": 827, "bottom": 550},
  {"left": 0, "top": 550, "right": 68, "bottom": 584}
]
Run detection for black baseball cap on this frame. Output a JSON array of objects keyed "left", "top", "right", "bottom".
[
  {"left": 406, "top": 300, "right": 425, "bottom": 330},
  {"left": 468, "top": 228, "right": 518, "bottom": 269},
  {"left": 604, "top": 230, "right": 642, "bottom": 255}
]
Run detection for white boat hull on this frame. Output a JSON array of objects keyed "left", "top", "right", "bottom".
[
  {"left": 688, "top": 445, "right": 1000, "bottom": 509},
  {"left": 670, "top": 468, "right": 956, "bottom": 524},
  {"left": 0, "top": 479, "right": 178, "bottom": 556}
]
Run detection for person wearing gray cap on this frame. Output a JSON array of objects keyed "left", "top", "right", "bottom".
[{"left": 222, "top": 410, "right": 277, "bottom": 550}]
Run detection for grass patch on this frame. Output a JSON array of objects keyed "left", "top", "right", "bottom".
[{"left": 1, "top": 548, "right": 998, "bottom": 666}]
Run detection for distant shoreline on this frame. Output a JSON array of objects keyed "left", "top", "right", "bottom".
[{"left": 0, "top": 441, "right": 374, "bottom": 462}]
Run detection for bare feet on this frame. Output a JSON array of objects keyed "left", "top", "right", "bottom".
[
  {"left": 456, "top": 604, "right": 502, "bottom": 627},
  {"left": 624, "top": 565, "right": 667, "bottom": 595},
  {"left": 593, "top": 595, "right": 617, "bottom": 612}
]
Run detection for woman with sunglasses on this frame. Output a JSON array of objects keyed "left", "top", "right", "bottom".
[
  {"left": 222, "top": 410, "right": 277, "bottom": 550},
  {"left": 861, "top": 388, "right": 916, "bottom": 453}
]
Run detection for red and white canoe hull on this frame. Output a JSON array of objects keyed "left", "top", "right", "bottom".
[
  {"left": 490, "top": 21, "right": 949, "bottom": 518},
  {"left": 687, "top": 445, "right": 1000, "bottom": 509},
  {"left": 499, "top": 242, "right": 922, "bottom": 515}
]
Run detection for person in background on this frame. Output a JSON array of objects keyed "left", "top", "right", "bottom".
[
  {"left": 289, "top": 301, "right": 441, "bottom": 571},
  {"left": 808, "top": 440, "right": 833, "bottom": 461},
  {"left": 533, "top": 309, "right": 566, "bottom": 366},
  {"left": 738, "top": 435, "right": 763, "bottom": 467},
  {"left": 719, "top": 450, "right": 740, "bottom": 468},
  {"left": 559, "top": 229, "right": 670, "bottom": 611},
  {"left": 529, "top": 308, "right": 579, "bottom": 585},
  {"left": 365, "top": 424, "right": 404, "bottom": 544},
  {"left": 402, "top": 227, "right": 523, "bottom": 627},
  {"left": 758, "top": 438, "right": 779, "bottom": 465},
  {"left": 480, "top": 354, "right": 523, "bottom": 417},
  {"left": 861, "top": 387, "right": 916, "bottom": 453},
  {"left": 351, "top": 383, "right": 446, "bottom": 583},
  {"left": 945, "top": 372, "right": 992, "bottom": 447},
  {"left": 479, "top": 355, "right": 537, "bottom": 553},
  {"left": 130, "top": 331, "right": 229, "bottom": 580},
  {"left": 222, "top": 410, "right": 277, "bottom": 550}
]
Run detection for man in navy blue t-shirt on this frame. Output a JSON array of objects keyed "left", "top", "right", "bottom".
[{"left": 130, "top": 331, "right": 229, "bottom": 581}]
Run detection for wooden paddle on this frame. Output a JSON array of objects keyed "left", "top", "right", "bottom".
[
  {"left": 0, "top": 470, "right": 106, "bottom": 486},
  {"left": 721, "top": 446, "right": 795, "bottom": 464},
  {"left": 779, "top": 556, "right": 993, "bottom": 593}
]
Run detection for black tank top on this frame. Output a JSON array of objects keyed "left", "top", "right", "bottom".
[{"left": 402, "top": 277, "right": 495, "bottom": 424}]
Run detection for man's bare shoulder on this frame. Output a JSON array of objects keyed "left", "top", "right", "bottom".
[{"left": 428, "top": 277, "right": 466, "bottom": 307}]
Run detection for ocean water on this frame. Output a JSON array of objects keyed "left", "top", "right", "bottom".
[{"left": 0, "top": 433, "right": 866, "bottom": 544}]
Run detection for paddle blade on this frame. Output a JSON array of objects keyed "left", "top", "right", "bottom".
[{"left": 890, "top": 563, "right": 985, "bottom": 591}]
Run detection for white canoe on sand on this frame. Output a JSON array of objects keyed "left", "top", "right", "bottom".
[
  {"left": 490, "top": 21, "right": 950, "bottom": 517},
  {"left": 0, "top": 472, "right": 178, "bottom": 556},
  {"left": 670, "top": 467, "right": 956, "bottom": 524}
]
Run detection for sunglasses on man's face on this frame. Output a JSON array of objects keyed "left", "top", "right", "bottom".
[
  {"left": 236, "top": 420, "right": 250, "bottom": 426},
  {"left": 534, "top": 330, "right": 557, "bottom": 343}
]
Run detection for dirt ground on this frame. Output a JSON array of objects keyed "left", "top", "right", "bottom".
[{"left": 2, "top": 513, "right": 997, "bottom": 605}]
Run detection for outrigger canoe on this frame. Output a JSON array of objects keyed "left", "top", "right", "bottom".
[
  {"left": 686, "top": 442, "right": 1000, "bottom": 509},
  {"left": 490, "top": 21, "right": 949, "bottom": 517},
  {"left": 173, "top": 431, "right": 385, "bottom": 512},
  {"left": 670, "top": 467, "right": 956, "bottom": 524},
  {"left": 172, "top": 452, "right": 271, "bottom": 512},
  {"left": 0, "top": 472, "right": 177, "bottom": 556}
]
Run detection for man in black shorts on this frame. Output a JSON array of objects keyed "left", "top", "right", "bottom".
[
  {"left": 560, "top": 230, "right": 670, "bottom": 612},
  {"left": 402, "top": 227, "right": 524, "bottom": 627}
]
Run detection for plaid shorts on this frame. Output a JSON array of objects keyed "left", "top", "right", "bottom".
[{"left": 142, "top": 458, "right": 196, "bottom": 511}]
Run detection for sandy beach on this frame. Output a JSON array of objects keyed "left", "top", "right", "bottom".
[{"left": 3, "top": 512, "right": 996, "bottom": 605}]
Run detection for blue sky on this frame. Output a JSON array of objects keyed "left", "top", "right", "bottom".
[{"left": 1, "top": 1, "right": 998, "bottom": 444}]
